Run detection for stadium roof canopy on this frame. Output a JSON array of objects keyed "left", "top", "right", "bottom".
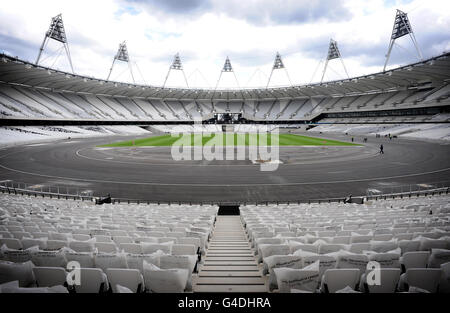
[{"left": 0, "top": 52, "right": 449, "bottom": 102}]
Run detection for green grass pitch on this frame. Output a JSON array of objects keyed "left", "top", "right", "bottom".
[{"left": 99, "top": 133, "right": 361, "bottom": 147}]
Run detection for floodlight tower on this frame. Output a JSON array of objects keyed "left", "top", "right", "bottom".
[
  {"left": 36, "top": 14, "right": 74, "bottom": 74},
  {"left": 214, "top": 57, "right": 240, "bottom": 90},
  {"left": 321, "top": 39, "right": 349, "bottom": 83},
  {"left": 383, "top": 9, "right": 423, "bottom": 71},
  {"left": 106, "top": 41, "right": 135, "bottom": 83},
  {"left": 266, "top": 52, "right": 292, "bottom": 88},
  {"left": 163, "top": 53, "right": 189, "bottom": 88}
]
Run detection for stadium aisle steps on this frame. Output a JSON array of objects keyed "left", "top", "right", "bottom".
[{"left": 193, "top": 216, "right": 267, "bottom": 292}]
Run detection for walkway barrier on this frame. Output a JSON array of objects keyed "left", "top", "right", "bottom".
[{"left": 1, "top": 179, "right": 449, "bottom": 206}]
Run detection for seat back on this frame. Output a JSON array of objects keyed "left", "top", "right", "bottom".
[
  {"left": 337, "top": 253, "right": 369, "bottom": 275},
  {"left": 110, "top": 230, "right": 128, "bottom": 237},
  {"left": 323, "top": 269, "right": 360, "bottom": 293},
  {"left": 172, "top": 244, "right": 196, "bottom": 256},
  {"left": 398, "top": 240, "right": 421, "bottom": 255},
  {"left": 303, "top": 255, "right": 337, "bottom": 279},
  {"left": 106, "top": 268, "right": 143, "bottom": 293},
  {"left": 11, "top": 232, "right": 31, "bottom": 240},
  {"left": 0, "top": 238, "right": 23, "bottom": 250},
  {"left": 395, "top": 233, "right": 413, "bottom": 241},
  {"left": 158, "top": 237, "right": 178, "bottom": 244},
  {"left": 319, "top": 244, "right": 347, "bottom": 254},
  {"left": 95, "top": 242, "right": 118, "bottom": 253},
  {"left": 350, "top": 235, "right": 372, "bottom": 244},
  {"left": 119, "top": 243, "right": 142, "bottom": 254},
  {"left": 146, "top": 231, "right": 165, "bottom": 238},
  {"left": 0, "top": 231, "right": 13, "bottom": 239},
  {"left": 420, "top": 238, "right": 447, "bottom": 251},
  {"left": 21, "top": 238, "right": 47, "bottom": 250},
  {"left": 332, "top": 236, "right": 350, "bottom": 244},
  {"left": 401, "top": 251, "right": 430, "bottom": 270},
  {"left": 349, "top": 243, "right": 371, "bottom": 254},
  {"left": 290, "top": 243, "right": 318, "bottom": 254},
  {"left": 439, "top": 262, "right": 450, "bottom": 293},
  {"left": 428, "top": 249, "right": 450, "bottom": 268},
  {"left": 405, "top": 268, "right": 442, "bottom": 293},
  {"left": 373, "top": 234, "right": 394, "bottom": 241},
  {"left": 94, "top": 235, "right": 112, "bottom": 243},
  {"left": 72, "top": 229, "right": 91, "bottom": 236},
  {"left": 113, "top": 236, "right": 133, "bottom": 245},
  {"left": 167, "top": 232, "right": 186, "bottom": 239},
  {"left": 362, "top": 268, "right": 401, "bottom": 293},
  {"left": 72, "top": 234, "right": 91, "bottom": 241},
  {"left": 33, "top": 267, "right": 67, "bottom": 287},
  {"left": 74, "top": 268, "right": 106, "bottom": 293},
  {"left": 46, "top": 240, "right": 68, "bottom": 251},
  {"left": 178, "top": 238, "right": 201, "bottom": 252},
  {"left": 69, "top": 239, "right": 96, "bottom": 253}
]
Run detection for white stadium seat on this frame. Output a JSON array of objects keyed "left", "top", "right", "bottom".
[
  {"left": 320, "top": 269, "right": 361, "bottom": 293},
  {"left": 106, "top": 268, "right": 144, "bottom": 293},
  {"left": 74, "top": 268, "right": 109, "bottom": 293},
  {"left": 95, "top": 242, "right": 118, "bottom": 253},
  {"left": 172, "top": 244, "right": 196, "bottom": 256},
  {"left": 400, "top": 251, "right": 430, "bottom": 271},
  {"left": 399, "top": 268, "right": 442, "bottom": 293},
  {"left": 439, "top": 262, "right": 450, "bottom": 293},
  {"left": 33, "top": 267, "right": 68, "bottom": 288},
  {"left": 0, "top": 191, "right": 449, "bottom": 293},
  {"left": 119, "top": 243, "right": 142, "bottom": 254},
  {"left": 0, "top": 238, "right": 23, "bottom": 250},
  {"left": 359, "top": 268, "right": 401, "bottom": 293}
]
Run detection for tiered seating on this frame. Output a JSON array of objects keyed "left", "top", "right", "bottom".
[
  {"left": 310, "top": 115, "right": 450, "bottom": 141},
  {"left": 241, "top": 195, "right": 450, "bottom": 293},
  {"left": 0, "top": 125, "right": 150, "bottom": 145},
  {"left": 0, "top": 194, "right": 217, "bottom": 293}
]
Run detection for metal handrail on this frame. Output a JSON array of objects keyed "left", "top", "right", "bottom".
[{"left": 1, "top": 179, "right": 449, "bottom": 206}]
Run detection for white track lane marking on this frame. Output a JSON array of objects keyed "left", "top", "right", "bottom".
[
  {"left": 0, "top": 161, "right": 448, "bottom": 187},
  {"left": 75, "top": 146, "right": 374, "bottom": 167}
]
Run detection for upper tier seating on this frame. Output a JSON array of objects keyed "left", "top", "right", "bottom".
[{"left": 2, "top": 81, "right": 447, "bottom": 122}]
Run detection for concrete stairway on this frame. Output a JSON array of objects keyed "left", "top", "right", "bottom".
[{"left": 194, "top": 216, "right": 267, "bottom": 292}]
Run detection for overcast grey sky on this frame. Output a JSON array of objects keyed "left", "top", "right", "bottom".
[{"left": 0, "top": 0, "right": 449, "bottom": 88}]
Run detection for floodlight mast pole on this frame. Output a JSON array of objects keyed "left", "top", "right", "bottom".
[
  {"left": 106, "top": 41, "right": 135, "bottom": 83},
  {"left": 383, "top": 40, "right": 395, "bottom": 72},
  {"left": 163, "top": 53, "right": 189, "bottom": 88},
  {"left": 320, "top": 59, "right": 329, "bottom": 83},
  {"left": 321, "top": 39, "right": 348, "bottom": 83},
  {"left": 36, "top": 14, "right": 74, "bottom": 74},
  {"left": 36, "top": 36, "right": 49, "bottom": 66},
  {"left": 106, "top": 59, "right": 116, "bottom": 81},
  {"left": 384, "top": 9, "right": 423, "bottom": 72},
  {"left": 215, "top": 56, "right": 235, "bottom": 90},
  {"left": 267, "top": 52, "right": 291, "bottom": 88}
]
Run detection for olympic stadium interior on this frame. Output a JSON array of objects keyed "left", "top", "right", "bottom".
[{"left": 0, "top": 9, "right": 449, "bottom": 297}]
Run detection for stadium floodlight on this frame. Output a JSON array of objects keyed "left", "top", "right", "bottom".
[
  {"left": 266, "top": 52, "right": 292, "bottom": 88},
  {"left": 36, "top": 14, "right": 74, "bottom": 74},
  {"left": 321, "top": 39, "right": 349, "bottom": 83},
  {"left": 163, "top": 53, "right": 189, "bottom": 88},
  {"left": 106, "top": 41, "right": 135, "bottom": 83},
  {"left": 214, "top": 56, "right": 240, "bottom": 90},
  {"left": 383, "top": 9, "right": 423, "bottom": 72},
  {"left": 222, "top": 57, "right": 233, "bottom": 72}
]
